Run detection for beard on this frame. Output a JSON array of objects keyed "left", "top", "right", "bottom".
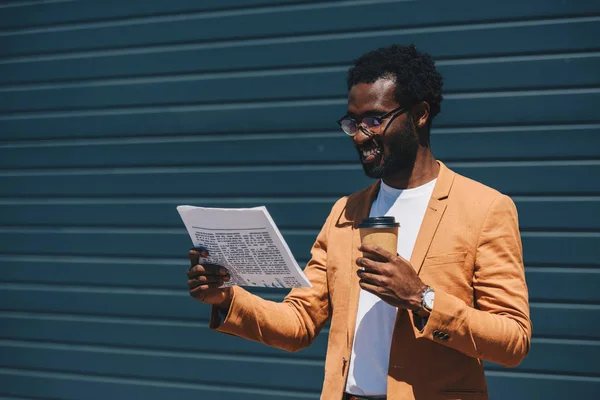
[{"left": 357, "top": 119, "right": 419, "bottom": 179}]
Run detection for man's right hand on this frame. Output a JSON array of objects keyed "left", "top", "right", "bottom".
[{"left": 187, "top": 248, "right": 233, "bottom": 309}]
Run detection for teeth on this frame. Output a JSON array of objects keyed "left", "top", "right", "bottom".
[{"left": 362, "top": 148, "right": 380, "bottom": 157}]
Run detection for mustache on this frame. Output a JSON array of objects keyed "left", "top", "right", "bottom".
[{"left": 354, "top": 136, "right": 384, "bottom": 151}]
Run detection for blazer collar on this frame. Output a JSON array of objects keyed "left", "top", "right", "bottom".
[
  {"left": 337, "top": 160, "right": 455, "bottom": 227},
  {"left": 431, "top": 160, "right": 454, "bottom": 200}
]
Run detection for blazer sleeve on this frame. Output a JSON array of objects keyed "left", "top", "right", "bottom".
[
  {"left": 415, "top": 194, "right": 532, "bottom": 367},
  {"left": 208, "top": 199, "right": 342, "bottom": 352}
]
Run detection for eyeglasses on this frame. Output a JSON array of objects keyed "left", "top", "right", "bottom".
[{"left": 337, "top": 105, "right": 409, "bottom": 137}]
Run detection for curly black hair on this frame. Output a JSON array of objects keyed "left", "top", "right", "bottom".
[{"left": 347, "top": 44, "right": 444, "bottom": 121}]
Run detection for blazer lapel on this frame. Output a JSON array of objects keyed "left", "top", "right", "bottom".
[
  {"left": 344, "top": 180, "right": 380, "bottom": 350},
  {"left": 341, "top": 161, "right": 456, "bottom": 349},
  {"left": 411, "top": 161, "right": 456, "bottom": 275}
]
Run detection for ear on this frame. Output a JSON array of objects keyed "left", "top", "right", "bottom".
[{"left": 412, "top": 101, "right": 431, "bottom": 129}]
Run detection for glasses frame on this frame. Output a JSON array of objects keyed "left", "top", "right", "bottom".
[{"left": 337, "top": 105, "right": 409, "bottom": 137}]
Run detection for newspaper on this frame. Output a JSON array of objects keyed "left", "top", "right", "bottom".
[{"left": 177, "top": 205, "right": 311, "bottom": 288}]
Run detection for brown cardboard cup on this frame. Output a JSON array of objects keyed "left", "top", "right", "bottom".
[{"left": 358, "top": 216, "right": 399, "bottom": 262}]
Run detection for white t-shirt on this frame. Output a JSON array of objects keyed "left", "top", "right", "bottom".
[{"left": 345, "top": 178, "right": 437, "bottom": 396}]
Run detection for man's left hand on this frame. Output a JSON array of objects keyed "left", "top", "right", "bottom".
[{"left": 357, "top": 244, "right": 427, "bottom": 310}]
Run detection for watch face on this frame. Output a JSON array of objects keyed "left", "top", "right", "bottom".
[{"left": 424, "top": 289, "right": 435, "bottom": 309}]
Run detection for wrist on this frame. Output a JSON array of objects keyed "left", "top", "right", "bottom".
[
  {"left": 216, "top": 287, "right": 233, "bottom": 310},
  {"left": 410, "top": 282, "right": 428, "bottom": 311},
  {"left": 412, "top": 284, "right": 435, "bottom": 316}
]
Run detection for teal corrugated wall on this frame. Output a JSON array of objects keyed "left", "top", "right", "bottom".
[{"left": 1, "top": 1, "right": 599, "bottom": 399}]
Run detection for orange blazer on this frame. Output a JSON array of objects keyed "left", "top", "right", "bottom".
[{"left": 212, "top": 161, "right": 532, "bottom": 400}]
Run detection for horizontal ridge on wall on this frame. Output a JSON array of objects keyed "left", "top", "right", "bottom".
[
  {"left": 1, "top": 0, "right": 599, "bottom": 31},
  {"left": 0, "top": 197, "right": 598, "bottom": 229},
  {"left": 1, "top": 92, "right": 599, "bottom": 139},
  {"left": 0, "top": 366, "right": 322, "bottom": 399},
  {"left": 0, "top": 125, "right": 598, "bottom": 170},
  {"left": 0, "top": 334, "right": 599, "bottom": 381},
  {"left": 0, "top": 51, "right": 597, "bottom": 93},
  {"left": 1, "top": 266, "right": 600, "bottom": 302},
  {"left": 1, "top": 86, "right": 600, "bottom": 116},
  {"left": 1, "top": 18, "right": 599, "bottom": 85},
  {"left": 1, "top": 8, "right": 599, "bottom": 60}
]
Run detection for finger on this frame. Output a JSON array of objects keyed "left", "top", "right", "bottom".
[
  {"left": 359, "top": 280, "right": 383, "bottom": 297},
  {"left": 189, "top": 248, "right": 199, "bottom": 267},
  {"left": 189, "top": 289, "right": 205, "bottom": 301},
  {"left": 188, "top": 275, "right": 227, "bottom": 289},
  {"left": 357, "top": 269, "right": 385, "bottom": 287},
  {"left": 189, "top": 282, "right": 226, "bottom": 292},
  {"left": 189, "top": 247, "right": 210, "bottom": 267},
  {"left": 194, "top": 246, "right": 210, "bottom": 258},
  {"left": 187, "top": 263, "right": 228, "bottom": 278},
  {"left": 359, "top": 244, "right": 395, "bottom": 261},
  {"left": 355, "top": 256, "right": 384, "bottom": 274},
  {"left": 188, "top": 274, "right": 230, "bottom": 285}
]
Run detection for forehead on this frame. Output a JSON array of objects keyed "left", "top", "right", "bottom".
[{"left": 347, "top": 78, "right": 398, "bottom": 114}]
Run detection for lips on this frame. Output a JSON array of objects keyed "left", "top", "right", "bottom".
[
  {"left": 362, "top": 147, "right": 381, "bottom": 158},
  {"left": 359, "top": 140, "right": 383, "bottom": 163}
]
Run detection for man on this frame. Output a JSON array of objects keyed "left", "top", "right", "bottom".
[{"left": 187, "top": 44, "right": 531, "bottom": 400}]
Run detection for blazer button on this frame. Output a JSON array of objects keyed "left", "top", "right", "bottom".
[
  {"left": 433, "top": 330, "right": 440, "bottom": 338},
  {"left": 442, "top": 333, "right": 450, "bottom": 341}
]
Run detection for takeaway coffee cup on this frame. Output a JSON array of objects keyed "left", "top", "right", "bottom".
[{"left": 358, "top": 216, "right": 400, "bottom": 262}]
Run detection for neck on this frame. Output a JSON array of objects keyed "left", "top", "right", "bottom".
[{"left": 382, "top": 149, "right": 439, "bottom": 189}]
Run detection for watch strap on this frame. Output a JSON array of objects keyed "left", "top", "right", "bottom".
[
  {"left": 412, "top": 285, "right": 431, "bottom": 314},
  {"left": 422, "top": 286, "right": 434, "bottom": 312}
]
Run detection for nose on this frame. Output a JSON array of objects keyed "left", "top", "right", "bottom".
[{"left": 352, "top": 126, "right": 375, "bottom": 145}]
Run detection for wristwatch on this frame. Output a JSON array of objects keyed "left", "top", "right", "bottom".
[
  {"left": 414, "top": 285, "right": 435, "bottom": 316},
  {"left": 421, "top": 286, "right": 435, "bottom": 312}
]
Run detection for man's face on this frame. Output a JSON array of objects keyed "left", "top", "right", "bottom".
[{"left": 347, "top": 78, "right": 419, "bottom": 179}]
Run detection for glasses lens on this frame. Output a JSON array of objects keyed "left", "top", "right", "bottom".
[
  {"left": 362, "top": 117, "right": 381, "bottom": 129},
  {"left": 340, "top": 119, "right": 358, "bottom": 136}
]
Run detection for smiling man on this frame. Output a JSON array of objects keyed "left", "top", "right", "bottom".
[{"left": 187, "top": 44, "right": 532, "bottom": 400}]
